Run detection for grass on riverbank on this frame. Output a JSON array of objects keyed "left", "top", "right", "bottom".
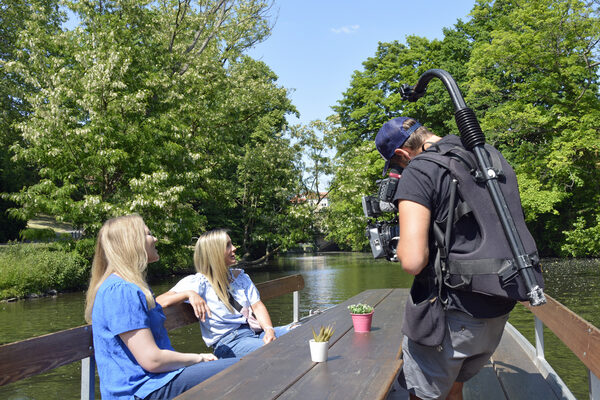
[
  {"left": 0, "top": 243, "right": 89, "bottom": 300},
  {"left": 0, "top": 215, "right": 195, "bottom": 300}
]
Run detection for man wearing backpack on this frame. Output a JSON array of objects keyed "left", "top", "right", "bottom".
[{"left": 375, "top": 116, "right": 541, "bottom": 400}]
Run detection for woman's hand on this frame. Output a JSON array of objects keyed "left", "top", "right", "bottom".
[
  {"left": 251, "top": 300, "right": 277, "bottom": 344},
  {"left": 197, "top": 353, "right": 218, "bottom": 362},
  {"left": 262, "top": 327, "right": 276, "bottom": 344},
  {"left": 187, "top": 291, "right": 211, "bottom": 322},
  {"left": 156, "top": 290, "right": 211, "bottom": 322}
]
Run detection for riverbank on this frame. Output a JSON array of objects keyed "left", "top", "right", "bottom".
[{"left": 0, "top": 242, "right": 89, "bottom": 300}]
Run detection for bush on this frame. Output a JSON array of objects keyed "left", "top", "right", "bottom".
[
  {"left": 19, "top": 228, "right": 57, "bottom": 242},
  {"left": 147, "top": 242, "right": 194, "bottom": 280},
  {"left": 0, "top": 243, "right": 89, "bottom": 299}
]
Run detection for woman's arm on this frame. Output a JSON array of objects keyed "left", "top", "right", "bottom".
[
  {"left": 156, "top": 290, "right": 212, "bottom": 322},
  {"left": 250, "top": 300, "right": 276, "bottom": 344},
  {"left": 119, "top": 328, "right": 216, "bottom": 373}
]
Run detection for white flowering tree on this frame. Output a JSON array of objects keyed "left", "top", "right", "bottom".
[{"left": 4, "top": 0, "right": 301, "bottom": 264}]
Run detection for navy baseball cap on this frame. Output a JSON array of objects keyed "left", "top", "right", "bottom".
[{"left": 375, "top": 117, "right": 421, "bottom": 176}]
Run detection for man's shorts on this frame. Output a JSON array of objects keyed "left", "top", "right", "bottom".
[{"left": 399, "top": 310, "right": 509, "bottom": 400}]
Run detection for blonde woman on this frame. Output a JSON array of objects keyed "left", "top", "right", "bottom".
[
  {"left": 156, "top": 229, "right": 296, "bottom": 359},
  {"left": 85, "top": 216, "right": 237, "bottom": 400}
]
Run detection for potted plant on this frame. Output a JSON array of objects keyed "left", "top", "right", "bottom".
[
  {"left": 309, "top": 324, "right": 335, "bottom": 362},
  {"left": 348, "top": 303, "right": 374, "bottom": 332}
]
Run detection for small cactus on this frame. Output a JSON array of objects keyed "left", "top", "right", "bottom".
[{"left": 312, "top": 324, "right": 335, "bottom": 342}]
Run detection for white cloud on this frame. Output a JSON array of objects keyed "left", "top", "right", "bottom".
[{"left": 330, "top": 24, "right": 360, "bottom": 34}]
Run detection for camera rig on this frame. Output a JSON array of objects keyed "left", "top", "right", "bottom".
[
  {"left": 362, "top": 168, "right": 401, "bottom": 261},
  {"left": 386, "top": 68, "right": 546, "bottom": 306}
]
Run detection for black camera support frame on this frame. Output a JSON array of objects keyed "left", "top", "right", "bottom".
[{"left": 401, "top": 68, "right": 546, "bottom": 306}]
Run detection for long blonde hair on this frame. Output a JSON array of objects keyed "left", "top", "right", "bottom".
[
  {"left": 84, "top": 215, "right": 155, "bottom": 323},
  {"left": 194, "top": 229, "right": 234, "bottom": 312}
]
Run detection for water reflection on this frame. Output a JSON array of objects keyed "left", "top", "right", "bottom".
[{"left": 0, "top": 254, "right": 597, "bottom": 399}]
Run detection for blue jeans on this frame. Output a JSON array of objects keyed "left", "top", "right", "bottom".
[
  {"left": 213, "top": 323, "right": 294, "bottom": 358},
  {"left": 140, "top": 357, "right": 239, "bottom": 399}
]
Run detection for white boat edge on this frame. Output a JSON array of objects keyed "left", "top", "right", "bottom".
[{"left": 504, "top": 322, "right": 577, "bottom": 400}]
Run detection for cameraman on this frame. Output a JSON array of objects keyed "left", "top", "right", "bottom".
[{"left": 375, "top": 117, "right": 515, "bottom": 400}]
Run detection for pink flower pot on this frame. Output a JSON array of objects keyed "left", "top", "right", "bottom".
[{"left": 351, "top": 311, "right": 374, "bottom": 332}]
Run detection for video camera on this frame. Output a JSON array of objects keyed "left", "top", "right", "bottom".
[{"left": 362, "top": 168, "right": 401, "bottom": 261}]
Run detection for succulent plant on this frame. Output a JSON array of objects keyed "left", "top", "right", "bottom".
[{"left": 312, "top": 324, "right": 335, "bottom": 342}]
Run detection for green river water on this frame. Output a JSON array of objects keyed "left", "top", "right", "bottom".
[{"left": 1, "top": 253, "right": 598, "bottom": 399}]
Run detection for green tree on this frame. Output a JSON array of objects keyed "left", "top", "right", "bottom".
[
  {"left": 4, "top": 0, "right": 301, "bottom": 266},
  {"left": 328, "top": 32, "right": 473, "bottom": 251},
  {"left": 466, "top": 0, "right": 600, "bottom": 256},
  {"left": 328, "top": 0, "right": 600, "bottom": 257},
  {"left": 287, "top": 115, "right": 338, "bottom": 249},
  {"left": 0, "top": 0, "right": 62, "bottom": 241}
]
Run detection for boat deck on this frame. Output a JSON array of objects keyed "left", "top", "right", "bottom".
[{"left": 389, "top": 322, "right": 569, "bottom": 399}]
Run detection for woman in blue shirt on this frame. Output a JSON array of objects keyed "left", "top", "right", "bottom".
[
  {"left": 156, "top": 229, "right": 296, "bottom": 358},
  {"left": 84, "top": 215, "right": 237, "bottom": 400}
]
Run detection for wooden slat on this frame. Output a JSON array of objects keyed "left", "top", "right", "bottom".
[
  {"left": 491, "top": 325, "right": 560, "bottom": 400},
  {"left": 521, "top": 294, "right": 600, "bottom": 379},
  {"left": 163, "top": 302, "right": 199, "bottom": 331},
  {"left": 0, "top": 325, "right": 93, "bottom": 386},
  {"left": 277, "top": 359, "right": 403, "bottom": 400},
  {"left": 174, "top": 289, "right": 398, "bottom": 400},
  {"left": 254, "top": 274, "right": 305, "bottom": 301},
  {"left": 0, "top": 274, "right": 305, "bottom": 386}
]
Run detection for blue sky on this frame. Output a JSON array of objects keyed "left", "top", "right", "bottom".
[{"left": 248, "top": 0, "right": 477, "bottom": 126}]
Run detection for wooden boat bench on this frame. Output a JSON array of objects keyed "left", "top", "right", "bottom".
[{"left": 0, "top": 274, "right": 305, "bottom": 399}]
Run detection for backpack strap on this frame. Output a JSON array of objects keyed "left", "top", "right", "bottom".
[{"left": 228, "top": 291, "right": 243, "bottom": 313}]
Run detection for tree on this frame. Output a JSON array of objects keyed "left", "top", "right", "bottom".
[
  {"left": 285, "top": 115, "right": 338, "bottom": 248},
  {"left": 0, "top": 0, "right": 62, "bottom": 241},
  {"left": 328, "top": 0, "right": 600, "bottom": 257},
  {"left": 328, "top": 32, "right": 473, "bottom": 251},
  {"left": 4, "top": 0, "right": 301, "bottom": 266},
  {"left": 465, "top": 0, "right": 600, "bottom": 256}
]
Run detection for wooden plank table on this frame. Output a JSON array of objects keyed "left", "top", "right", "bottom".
[{"left": 175, "top": 288, "right": 409, "bottom": 400}]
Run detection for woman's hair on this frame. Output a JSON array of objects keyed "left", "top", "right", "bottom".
[
  {"left": 194, "top": 229, "right": 234, "bottom": 312},
  {"left": 402, "top": 118, "right": 435, "bottom": 150},
  {"left": 84, "top": 215, "right": 155, "bottom": 323}
]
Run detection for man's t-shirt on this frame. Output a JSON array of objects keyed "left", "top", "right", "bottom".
[{"left": 394, "top": 135, "right": 515, "bottom": 318}]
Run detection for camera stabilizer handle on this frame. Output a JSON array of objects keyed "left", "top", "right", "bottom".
[{"left": 401, "top": 69, "right": 546, "bottom": 306}]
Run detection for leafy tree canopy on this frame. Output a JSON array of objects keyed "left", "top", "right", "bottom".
[
  {"left": 2, "top": 0, "right": 304, "bottom": 264},
  {"left": 327, "top": 0, "right": 600, "bottom": 257}
]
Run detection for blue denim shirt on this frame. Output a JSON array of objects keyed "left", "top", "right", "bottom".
[{"left": 92, "top": 275, "right": 181, "bottom": 399}]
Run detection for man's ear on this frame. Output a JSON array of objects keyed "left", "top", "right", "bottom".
[{"left": 394, "top": 148, "right": 411, "bottom": 163}]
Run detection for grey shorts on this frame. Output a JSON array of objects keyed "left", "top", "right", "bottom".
[{"left": 400, "top": 310, "right": 509, "bottom": 400}]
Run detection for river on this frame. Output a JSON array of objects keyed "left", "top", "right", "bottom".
[{"left": 1, "top": 254, "right": 598, "bottom": 399}]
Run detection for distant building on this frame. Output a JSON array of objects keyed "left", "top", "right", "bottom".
[{"left": 291, "top": 192, "right": 329, "bottom": 210}]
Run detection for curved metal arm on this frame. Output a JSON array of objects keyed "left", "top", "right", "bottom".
[{"left": 401, "top": 69, "right": 467, "bottom": 110}]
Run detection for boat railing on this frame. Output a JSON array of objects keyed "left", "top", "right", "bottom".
[
  {"left": 521, "top": 294, "right": 600, "bottom": 399},
  {"left": 0, "top": 274, "right": 305, "bottom": 400}
]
